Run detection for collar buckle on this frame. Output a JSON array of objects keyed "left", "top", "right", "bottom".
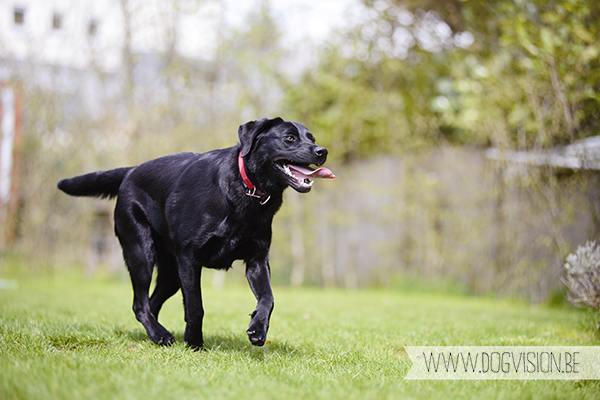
[{"left": 245, "top": 186, "right": 270, "bottom": 204}]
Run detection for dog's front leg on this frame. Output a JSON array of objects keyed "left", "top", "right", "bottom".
[
  {"left": 178, "top": 261, "right": 204, "bottom": 350},
  {"left": 245, "top": 258, "right": 274, "bottom": 346}
]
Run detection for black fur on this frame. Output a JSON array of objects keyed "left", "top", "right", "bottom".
[
  {"left": 57, "top": 168, "right": 133, "bottom": 199},
  {"left": 57, "top": 118, "right": 329, "bottom": 349}
]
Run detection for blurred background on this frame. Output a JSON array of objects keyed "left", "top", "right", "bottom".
[{"left": 0, "top": 0, "right": 599, "bottom": 302}]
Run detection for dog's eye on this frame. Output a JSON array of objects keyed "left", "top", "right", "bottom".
[{"left": 286, "top": 135, "right": 295, "bottom": 142}]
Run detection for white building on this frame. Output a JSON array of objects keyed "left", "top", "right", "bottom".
[{"left": 0, "top": 0, "right": 125, "bottom": 71}]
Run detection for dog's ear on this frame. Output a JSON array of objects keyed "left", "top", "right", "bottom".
[{"left": 239, "top": 117, "right": 284, "bottom": 158}]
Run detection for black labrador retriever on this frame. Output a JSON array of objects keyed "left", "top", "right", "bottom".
[{"left": 57, "top": 117, "right": 334, "bottom": 349}]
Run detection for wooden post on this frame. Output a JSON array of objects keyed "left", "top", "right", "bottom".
[{"left": 0, "top": 82, "right": 23, "bottom": 247}]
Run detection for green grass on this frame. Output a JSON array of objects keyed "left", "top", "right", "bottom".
[{"left": 1, "top": 273, "right": 598, "bottom": 400}]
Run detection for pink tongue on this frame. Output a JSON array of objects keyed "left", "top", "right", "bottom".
[{"left": 288, "top": 165, "right": 336, "bottom": 179}]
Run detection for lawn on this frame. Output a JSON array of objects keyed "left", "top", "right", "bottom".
[{"left": 1, "top": 271, "right": 598, "bottom": 399}]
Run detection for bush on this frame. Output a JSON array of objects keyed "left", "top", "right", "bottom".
[{"left": 563, "top": 241, "right": 600, "bottom": 330}]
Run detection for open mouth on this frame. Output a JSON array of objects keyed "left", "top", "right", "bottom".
[{"left": 276, "top": 161, "right": 336, "bottom": 190}]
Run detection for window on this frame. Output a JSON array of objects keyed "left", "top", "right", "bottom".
[
  {"left": 88, "top": 19, "right": 98, "bottom": 36},
  {"left": 52, "top": 13, "right": 62, "bottom": 30},
  {"left": 14, "top": 8, "right": 25, "bottom": 25}
]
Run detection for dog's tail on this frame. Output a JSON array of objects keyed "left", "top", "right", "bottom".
[{"left": 57, "top": 167, "right": 133, "bottom": 199}]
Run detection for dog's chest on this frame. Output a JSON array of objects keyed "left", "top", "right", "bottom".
[{"left": 189, "top": 214, "right": 272, "bottom": 270}]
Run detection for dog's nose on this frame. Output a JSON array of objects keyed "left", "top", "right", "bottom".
[{"left": 315, "top": 146, "right": 328, "bottom": 158}]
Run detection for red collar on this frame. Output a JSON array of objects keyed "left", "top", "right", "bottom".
[{"left": 238, "top": 151, "right": 271, "bottom": 205}]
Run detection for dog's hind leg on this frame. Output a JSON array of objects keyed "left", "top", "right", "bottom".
[
  {"left": 115, "top": 205, "right": 175, "bottom": 346},
  {"left": 149, "top": 246, "right": 180, "bottom": 320}
]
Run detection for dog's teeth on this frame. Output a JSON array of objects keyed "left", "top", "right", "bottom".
[{"left": 282, "top": 164, "right": 315, "bottom": 187}]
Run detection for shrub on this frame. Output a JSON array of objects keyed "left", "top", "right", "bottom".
[{"left": 563, "top": 241, "right": 600, "bottom": 330}]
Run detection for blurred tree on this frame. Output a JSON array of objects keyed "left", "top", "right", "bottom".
[
  {"left": 284, "top": 0, "right": 600, "bottom": 159},
  {"left": 441, "top": 0, "right": 600, "bottom": 149},
  {"left": 279, "top": 0, "right": 600, "bottom": 297},
  {"left": 218, "top": 0, "right": 287, "bottom": 118}
]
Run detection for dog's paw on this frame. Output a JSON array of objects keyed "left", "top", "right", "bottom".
[
  {"left": 158, "top": 336, "right": 175, "bottom": 346},
  {"left": 183, "top": 332, "right": 204, "bottom": 350},
  {"left": 185, "top": 342, "right": 204, "bottom": 351},
  {"left": 149, "top": 329, "right": 175, "bottom": 346},
  {"left": 246, "top": 328, "right": 266, "bottom": 346}
]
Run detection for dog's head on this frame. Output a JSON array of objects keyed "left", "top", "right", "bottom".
[{"left": 239, "top": 117, "right": 335, "bottom": 193}]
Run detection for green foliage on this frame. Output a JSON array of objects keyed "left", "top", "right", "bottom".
[
  {"left": 458, "top": 0, "right": 600, "bottom": 148},
  {"left": 284, "top": 0, "right": 600, "bottom": 159},
  {"left": 285, "top": 49, "right": 449, "bottom": 162},
  {"left": 1, "top": 275, "right": 599, "bottom": 399}
]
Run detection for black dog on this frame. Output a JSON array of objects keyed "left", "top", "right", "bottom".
[{"left": 57, "top": 117, "right": 334, "bottom": 349}]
